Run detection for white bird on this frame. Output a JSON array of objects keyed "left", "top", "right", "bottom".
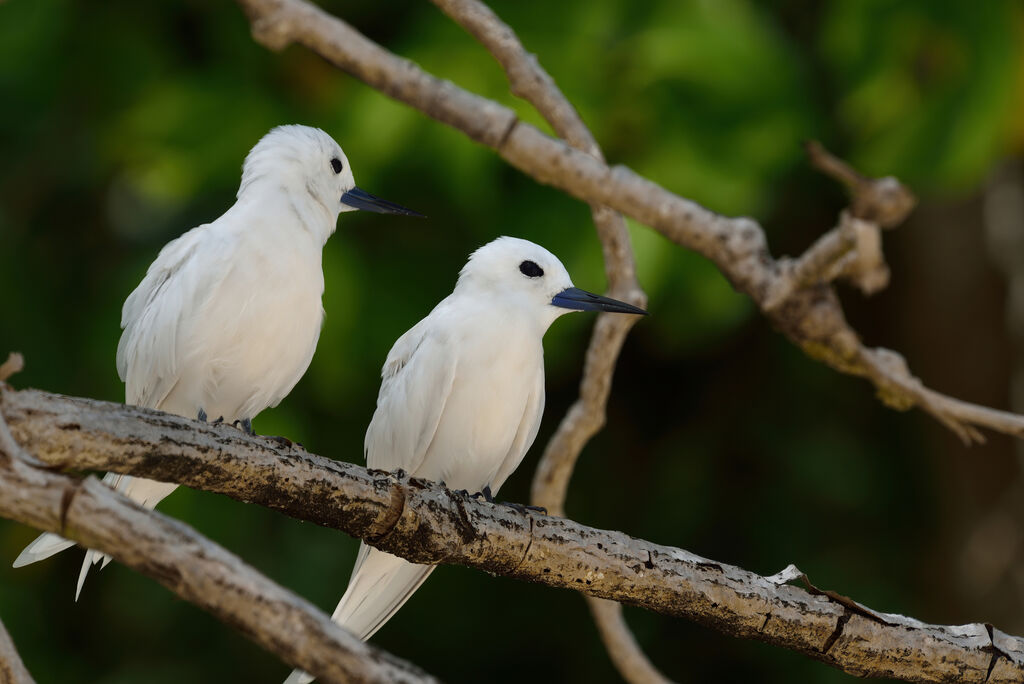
[
  {"left": 13, "top": 124, "right": 421, "bottom": 599},
  {"left": 285, "top": 236, "right": 645, "bottom": 684}
]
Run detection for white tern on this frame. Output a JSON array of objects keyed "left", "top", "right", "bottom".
[
  {"left": 13, "top": 124, "right": 421, "bottom": 599},
  {"left": 285, "top": 236, "right": 645, "bottom": 684}
]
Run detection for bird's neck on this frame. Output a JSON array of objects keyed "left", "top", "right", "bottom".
[
  {"left": 451, "top": 289, "right": 556, "bottom": 340},
  {"left": 236, "top": 183, "right": 338, "bottom": 246}
]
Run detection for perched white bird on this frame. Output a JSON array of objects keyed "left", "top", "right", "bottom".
[
  {"left": 13, "top": 124, "right": 421, "bottom": 599},
  {"left": 285, "top": 236, "right": 645, "bottom": 684}
]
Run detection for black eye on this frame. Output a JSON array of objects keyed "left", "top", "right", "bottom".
[
  {"left": 519, "top": 260, "right": 544, "bottom": 278},
  {"left": 330, "top": 158, "right": 343, "bottom": 174}
]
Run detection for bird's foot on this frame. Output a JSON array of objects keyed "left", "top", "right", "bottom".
[
  {"left": 212, "top": 416, "right": 225, "bottom": 425},
  {"left": 500, "top": 500, "right": 547, "bottom": 516},
  {"left": 470, "top": 485, "right": 495, "bottom": 503},
  {"left": 232, "top": 418, "right": 255, "bottom": 436},
  {"left": 197, "top": 408, "right": 208, "bottom": 423},
  {"left": 262, "top": 435, "right": 299, "bottom": 449}
]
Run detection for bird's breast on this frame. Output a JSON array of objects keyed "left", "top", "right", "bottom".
[
  {"left": 181, "top": 234, "right": 325, "bottom": 419},
  {"left": 419, "top": 326, "right": 542, "bottom": 490}
]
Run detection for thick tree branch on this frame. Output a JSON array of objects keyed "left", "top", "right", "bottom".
[
  {"left": 4, "top": 386, "right": 1023, "bottom": 683},
  {"left": 0, "top": 617, "right": 34, "bottom": 684},
  {"left": 233, "top": 0, "right": 1024, "bottom": 445},
  {"left": 425, "top": 2, "right": 663, "bottom": 681},
  {"left": 0, "top": 391, "right": 432, "bottom": 684}
]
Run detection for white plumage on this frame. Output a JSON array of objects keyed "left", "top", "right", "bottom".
[
  {"left": 286, "top": 236, "right": 645, "bottom": 684},
  {"left": 13, "top": 124, "right": 419, "bottom": 598}
]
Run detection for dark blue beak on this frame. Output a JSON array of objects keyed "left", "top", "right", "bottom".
[
  {"left": 340, "top": 187, "right": 424, "bottom": 217},
  {"left": 551, "top": 287, "right": 647, "bottom": 315}
]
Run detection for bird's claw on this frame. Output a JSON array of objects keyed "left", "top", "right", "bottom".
[
  {"left": 262, "top": 435, "right": 298, "bottom": 449},
  {"left": 232, "top": 418, "right": 255, "bottom": 436},
  {"left": 197, "top": 408, "right": 208, "bottom": 423},
  {"left": 472, "top": 485, "right": 495, "bottom": 503},
  {"left": 211, "top": 416, "right": 225, "bottom": 425},
  {"left": 500, "top": 501, "right": 546, "bottom": 516}
]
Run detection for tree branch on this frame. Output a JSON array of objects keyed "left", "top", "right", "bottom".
[
  {"left": 0, "top": 353, "right": 24, "bottom": 383},
  {"left": 4, "top": 386, "right": 1023, "bottom": 683},
  {"left": 424, "top": 0, "right": 646, "bottom": 514},
  {"left": 232, "top": 0, "right": 1024, "bottom": 445},
  {"left": 0, "top": 389, "right": 432, "bottom": 684},
  {"left": 423, "top": 1, "right": 664, "bottom": 680},
  {"left": 588, "top": 598, "right": 671, "bottom": 684},
  {"left": 0, "top": 616, "right": 34, "bottom": 684}
]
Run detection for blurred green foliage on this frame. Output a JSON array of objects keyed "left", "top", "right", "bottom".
[{"left": 1, "top": 0, "right": 1022, "bottom": 682}]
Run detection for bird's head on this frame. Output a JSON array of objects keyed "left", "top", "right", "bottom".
[
  {"left": 457, "top": 236, "right": 647, "bottom": 328},
  {"left": 238, "top": 125, "right": 423, "bottom": 225}
]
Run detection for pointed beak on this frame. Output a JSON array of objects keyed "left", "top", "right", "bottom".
[
  {"left": 340, "top": 187, "right": 425, "bottom": 217},
  {"left": 551, "top": 287, "right": 648, "bottom": 315}
]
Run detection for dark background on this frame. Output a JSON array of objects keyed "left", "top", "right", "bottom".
[{"left": 2, "top": 1, "right": 1023, "bottom": 681}]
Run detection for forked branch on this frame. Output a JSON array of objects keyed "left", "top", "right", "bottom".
[{"left": 235, "top": 0, "right": 1024, "bottom": 445}]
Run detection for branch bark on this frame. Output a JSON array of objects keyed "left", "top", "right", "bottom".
[
  {"left": 0, "top": 390, "right": 432, "bottom": 684},
  {"left": 233, "top": 0, "right": 1024, "bottom": 446},
  {"left": 4, "top": 385, "right": 1023, "bottom": 683},
  {"left": 0, "top": 617, "right": 34, "bottom": 684}
]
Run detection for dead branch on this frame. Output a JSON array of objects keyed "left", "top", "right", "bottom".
[
  {"left": 0, "top": 616, "right": 34, "bottom": 684},
  {"left": 3, "top": 386, "right": 1022, "bottom": 683},
  {"left": 0, "top": 391, "right": 432, "bottom": 684},
  {"left": 233, "top": 0, "right": 1024, "bottom": 445}
]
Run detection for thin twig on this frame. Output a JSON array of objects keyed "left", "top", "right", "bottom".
[
  {"left": 0, "top": 616, "right": 34, "bottom": 684},
  {"left": 804, "top": 141, "right": 916, "bottom": 228},
  {"left": 588, "top": 599, "right": 672, "bottom": 684},
  {"left": 0, "top": 353, "right": 24, "bottom": 383}
]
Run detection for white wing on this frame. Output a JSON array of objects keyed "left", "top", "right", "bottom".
[
  {"left": 283, "top": 316, "right": 459, "bottom": 683},
  {"left": 14, "top": 471, "right": 178, "bottom": 599},
  {"left": 16, "top": 224, "right": 232, "bottom": 596},
  {"left": 491, "top": 366, "right": 545, "bottom": 494},
  {"left": 116, "top": 224, "right": 232, "bottom": 410},
  {"left": 363, "top": 315, "right": 458, "bottom": 475}
]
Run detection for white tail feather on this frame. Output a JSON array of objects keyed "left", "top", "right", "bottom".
[
  {"left": 282, "top": 668, "right": 314, "bottom": 684},
  {"left": 283, "top": 544, "right": 435, "bottom": 684},
  {"left": 14, "top": 472, "right": 179, "bottom": 599},
  {"left": 12, "top": 533, "right": 76, "bottom": 568},
  {"left": 330, "top": 545, "right": 435, "bottom": 640}
]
